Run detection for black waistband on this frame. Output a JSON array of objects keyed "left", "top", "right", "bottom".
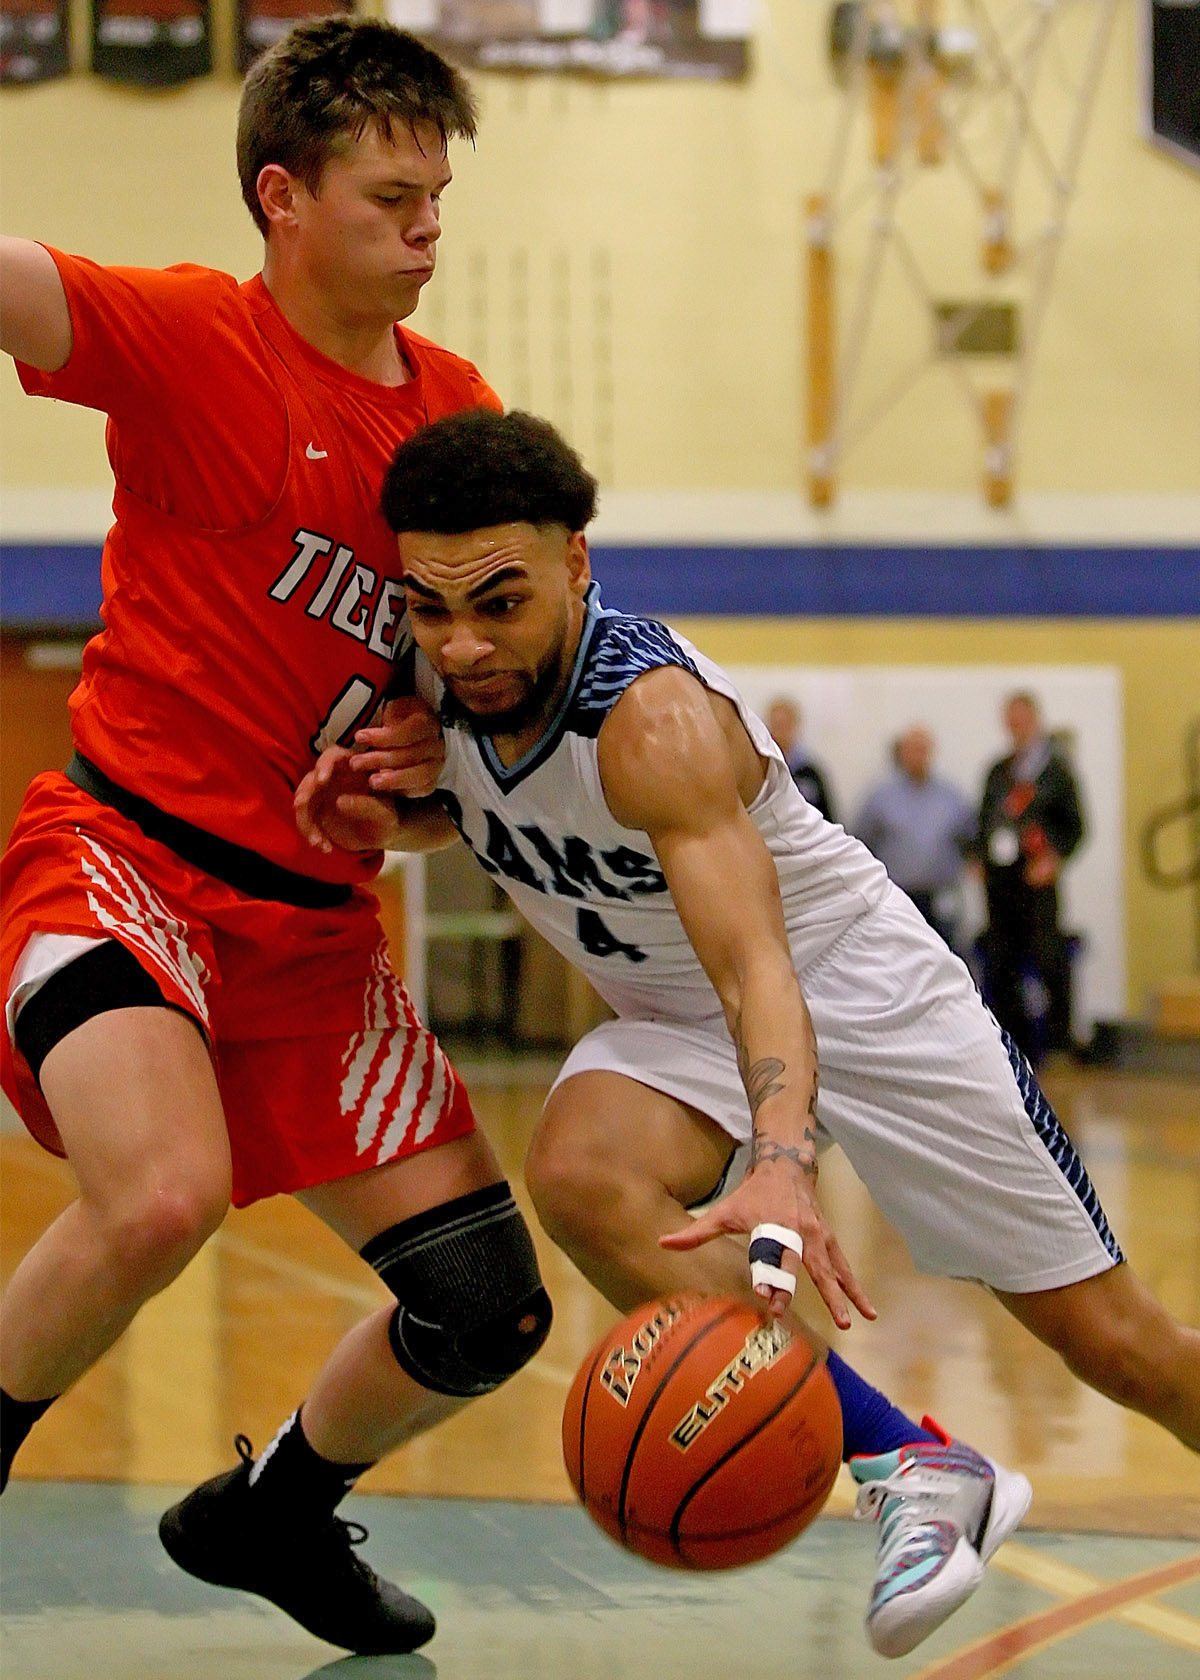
[{"left": 65, "top": 752, "right": 353, "bottom": 910}]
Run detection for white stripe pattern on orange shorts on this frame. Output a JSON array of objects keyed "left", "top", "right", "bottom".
[{"left": 79, "top": 834, "right": 210, "bottom": 1022}]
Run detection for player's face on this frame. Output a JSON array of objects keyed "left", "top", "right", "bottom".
[
  {"left": 289, "top": 120, "right": 451, "bottom": 323},
  {"left": 400, "top": 523, "right": 592, "bottom": 745}
]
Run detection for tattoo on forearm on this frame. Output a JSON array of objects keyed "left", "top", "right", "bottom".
[
  {"left": 750, "top": 1133, "right": 818, "bottom": 1179},
  {"left": 808, "top": 1065, "right": 819, "bottom": 1119},
  {"left": 743, "top": 1056, "right": 786, "bottom": 1118},
  {"left": 733, "top": 1011, "right": 818, "bottom": 1177},
  {"left": 733, "top": 1011, "right": 786, "bottom": 1119}
]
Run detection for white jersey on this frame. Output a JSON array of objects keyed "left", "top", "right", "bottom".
[
  {"left": 422, "top": 584, "right": 891, "bottom": 1025},
  {"left": 418, "top": 584, "right": 1122, "bottom": 1296}
]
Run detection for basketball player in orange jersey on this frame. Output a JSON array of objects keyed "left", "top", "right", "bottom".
[
  {"left": 0, "top": 20, "right": 553, "bottom": 1658},
  {"left": 299, "top": 410, "right": 1200, "bottom": 1659}
]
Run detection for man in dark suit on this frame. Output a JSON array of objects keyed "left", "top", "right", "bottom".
[
  {"left": 765, "top": 696, "right": 837, "bottom": 823},
  {"left": 977, "top": 693, "right": 1085, "bottom": 1063}
]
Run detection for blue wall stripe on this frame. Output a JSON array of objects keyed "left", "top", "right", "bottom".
[
  {"left": 2, "top": 543, "right": 105, "bottom": 631},
  {"left": 587, "top": 544, "right": 1200, "bottom": 618},
  {"left": 1, "top": 540, "right": 1198, "bottom": 629}
]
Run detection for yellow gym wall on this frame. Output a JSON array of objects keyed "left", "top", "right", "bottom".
[
  {"left": 1, "top": 0, "right": 1197, "bottom": 1012},
  {"left": 2, "top": 0, "right": 1197, "bottom": 492}
]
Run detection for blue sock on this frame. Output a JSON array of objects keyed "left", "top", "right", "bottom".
[{"left": 825, "top": 1352, "right": 939, "bottom": 1461}]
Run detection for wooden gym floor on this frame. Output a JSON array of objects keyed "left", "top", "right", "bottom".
[{"left": 1, "top": 1060, "right": 1198, "bottom": 1679}]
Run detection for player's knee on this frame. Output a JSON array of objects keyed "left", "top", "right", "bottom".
[
  {"left": 362, "top": 1181, "right": 552, "bottom": 1398},
  {"left": 97, "top": 1176, "right": 227, "bottom": 1292},
  {"left": 525, "top": 1127, "right": 610, "bottom": 1250},
  {"left": 524, "top": 1133, "right": 575, "bottom": 1236},
  {"left": 1046, "top": 1286, "right": 1162, "bottom": 1410}
]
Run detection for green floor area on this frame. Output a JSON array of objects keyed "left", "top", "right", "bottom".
[{"left": 1, "top": 1484, "right": 1197, "bottom": 1680}]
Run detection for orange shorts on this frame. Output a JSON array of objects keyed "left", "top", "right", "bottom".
[{"left": 1, "top": 773, "right": 475, "bottom": 1206}]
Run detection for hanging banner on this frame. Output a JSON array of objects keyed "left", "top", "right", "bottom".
[
  {"left": 0, "top": 0, "right": 70, "bottom": 85},
  {"left": 1145, "top": 0, "right": 1200, "bottom": 168},
  {"left": 91, "top": 0, "right": 212, "bottom": 85},
  {"left": 237, "top": 0, "right": 352, "bottom": 74},
  {"left": 385, "top": 0, "right": 751, "bottom": 80}
]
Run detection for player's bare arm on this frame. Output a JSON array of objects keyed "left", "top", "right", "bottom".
[
  {"left": 294, "top": 748, "right": 452, "bottom": 855},
  {"left": 350, "top": 694, "right": 446, "bottom": 796},
  {"left": 294, "top": 696, "right": 460, "bottom": 855},
  {"left": 0, "top": 237, "right": 72, "bottom": 371},
  {"left": 596, "top": 666, "right": 875, "bottom": 1330}
]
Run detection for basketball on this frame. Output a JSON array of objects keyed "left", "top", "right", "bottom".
[{"left": 562, "top": 1294, "right": 843, "bottom": 1571}]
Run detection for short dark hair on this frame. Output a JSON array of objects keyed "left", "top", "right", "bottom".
[
  {"left": 381, "top": 410, "right": 599, "bottom": 535},
  {"left": 237, "top": 18, "right": 477, "bottom": 237}
]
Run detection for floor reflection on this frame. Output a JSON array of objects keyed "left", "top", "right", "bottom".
[
  {"left": 2, "top": 1482, "right": 1197, "bottom": 1680},
  {"left": 2, "top": 1066, "right": 1198, "bottom": 1537}
]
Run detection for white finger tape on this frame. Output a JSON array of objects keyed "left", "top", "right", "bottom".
[{"left": 750, "top": 1258, "right": 797, "bottom": 1298}]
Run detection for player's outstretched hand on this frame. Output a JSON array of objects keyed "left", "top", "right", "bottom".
[
  {"left": 659, "top": 1169, "right": 876, "bottom": 1331},
  {"left": 350, "top": 695, "right": 445, "bottom": 798},
  {"left": 295, "top": 747, "right": 399, "bottom": 856}
]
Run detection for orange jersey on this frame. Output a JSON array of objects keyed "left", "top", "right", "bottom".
[{"left": 17, "top": 249, "right": 500, "bottom": 885}]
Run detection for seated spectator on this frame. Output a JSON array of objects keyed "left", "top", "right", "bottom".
[
  {"left": 855, "top": 726, "right": 974, "bottom": 949},
  {"left": 765, "top": 696, "right": 837, "bottom": 823}
]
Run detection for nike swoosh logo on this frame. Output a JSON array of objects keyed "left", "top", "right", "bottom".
[{"left": 306, "top": 443, "right": 329, "bottom": 460}]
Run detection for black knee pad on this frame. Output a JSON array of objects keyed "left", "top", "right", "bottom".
[{"left": 360, "top": 1181, "right": 552, "bottom": 1399}]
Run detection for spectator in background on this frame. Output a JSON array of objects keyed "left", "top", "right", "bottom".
[
  {"left": 765, "top": 696, "right": 837, "bottom": 823},
  {"left": 855, "top": 726, "right": 974, "bottom": 950},
  {"left": 977, "top": 693, "right": 1085, "bottom": 1064}
]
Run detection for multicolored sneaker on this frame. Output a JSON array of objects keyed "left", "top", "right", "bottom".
[
  {"left": 849, "top": 1418, "right": 1032, "bottom": 1658},
  {"left": 159, "top": 1436, "right": 435, "bottom": 1656}
]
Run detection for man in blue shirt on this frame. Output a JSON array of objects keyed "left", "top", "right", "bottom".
[{"left": 855, "top": 726, "right": 975, "bottom": 949}]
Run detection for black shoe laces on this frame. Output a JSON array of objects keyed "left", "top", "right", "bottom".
[{"left": 233, "top": 1435, "right": 373, "bottom": 1561}]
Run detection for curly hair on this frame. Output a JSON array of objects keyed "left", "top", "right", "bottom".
[
  {"left": 237, "top": 18, "right": 476, "bottom": 237},
  {"left": 380, "top": 410, "right": 599, "bottom": 535}
]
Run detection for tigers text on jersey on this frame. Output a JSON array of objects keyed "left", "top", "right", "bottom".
[
  {"left": 16, "top": 249, "right": 500, "bottom": 885},
  {"left": 425, "top": 584, "right": 891, "bottom": 1023}
]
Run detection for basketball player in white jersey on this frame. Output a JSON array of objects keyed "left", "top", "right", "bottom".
[{"left": 297, "top": 410, "right": 1199, "bottom": 1658}]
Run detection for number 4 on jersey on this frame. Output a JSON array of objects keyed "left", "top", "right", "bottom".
[{"left": 576, "top": 908, "right": 647, "bottom": 963}]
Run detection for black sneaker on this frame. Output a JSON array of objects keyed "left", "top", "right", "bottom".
[{"left": 158, "top": 1436, "right": 436, "bottom": 1655}]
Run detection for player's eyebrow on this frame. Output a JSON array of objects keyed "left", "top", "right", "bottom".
[
  {"left": 402, "top": 566, "right": 527, "bottom": 604},
  {"left": 402, "top": 575, "right": 444, "bottom": 602},
  {"left": 466, "top": 567, "right": 527, "bottom": 600},
  {"left": 375, "top": 169, "right": 452, "bottom": 193}
]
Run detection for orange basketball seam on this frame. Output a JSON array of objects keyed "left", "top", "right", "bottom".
[
  {"left": 572, "top": 1334, "right": 612, "bottom": 1510},
  {"left": 615, "top": 1301, "right": 745, "bottom": 1543},
  {"left": 666, "top": 1351, "right": 823, "bottom": 1561}
]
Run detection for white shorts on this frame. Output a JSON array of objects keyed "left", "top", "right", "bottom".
[{"left": 550, "top": 893, "right": 1122, "bottom": 1294}]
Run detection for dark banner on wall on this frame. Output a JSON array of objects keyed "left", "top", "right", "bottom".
[
  {"left": 387, "top": 0, "right": 749, "bottom": 80},
  {"left": 0, "top": 0, "right": 70, "bottom": 85},
  {"left": 1148, "top": 0, "right": 1200, "bottom": 166},
  {"left": 237, "top": 0, "right": 352, "bottom": 73},
  {"left": 91, "top": 0, "right": 212, "bottom": 84}
]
